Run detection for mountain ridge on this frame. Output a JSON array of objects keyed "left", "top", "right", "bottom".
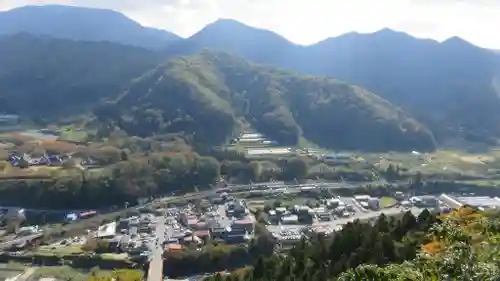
[
  {"left": 1, "top": 5, "right": 499, "bottom": 146},
  {"left": 172, "top": 19, "right": 500, "bottom": 144},
  {"left": 0, "top": 5, "right": 182, "bottom": 49},
  {"left": 98, "top": 51, "right": 436, "bottom": 151}
]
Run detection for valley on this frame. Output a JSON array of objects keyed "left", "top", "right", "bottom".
[{"left": 1, "top": 4, "right": 500, "bottom": 281}]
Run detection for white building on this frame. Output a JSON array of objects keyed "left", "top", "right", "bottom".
[
  {"left": 354, "top": 195, "right": 371, "bottom": 202},
  {"left": 240, "top": 133, "right": 263, "bottom": 139},
  {"left": 281, "top": 215, "right": 299, "bottom": 224},
  {"left": 97, "top": 222, "right": 117, "bottom": 238},
  {"left": 438, "top": 194, "right": 463, "bottom": 209},
  {"left": 455, "top": 196, "right": 500, "bottom": 210}
]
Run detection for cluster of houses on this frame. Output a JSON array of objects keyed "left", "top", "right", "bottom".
[
  {"left": 7, "top": 152, "right": 99, "bottom": 168},
  {"left": 9, "top": 152, "right": 66, "bottom": 167}
]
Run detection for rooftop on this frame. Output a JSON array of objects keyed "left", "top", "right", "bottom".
[
  {"left": 456, "top": 196, "right": 500, "bottom": 208},
  {"left": 165, "top": 244, "right": 183, "bottom": 251},
  {"left": 233, "top": 219, "right": 254, "bottom": 225},
  {"left": 194, "top": 230, "right": 210, "bottom": 237},
  {"left": 97, "top": 222, "right": 116, "bottom": 238}
]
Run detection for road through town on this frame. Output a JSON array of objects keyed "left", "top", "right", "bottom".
[{"left": 147, "top": 216, "right": 166, "bottom": 281}]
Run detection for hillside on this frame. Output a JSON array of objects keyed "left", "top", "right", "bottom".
[
  {"left": 0, "top": 33, "right": 435, "bottom": 151},
  {"left": 96, "top": 51, "right": 436, "bottom": 152},
  {"left": 167, "top": 20, "right": 500, "bottom": 144},
  {"left": 0, "top": 34, "right": 163, "bottom": 119},
  {"left": 0, "top": 5, "right": 181, "bottom": 49},
  {"left": 305, "top": 30, "right": 500, "bottom": 142},
  {"left": 1, "top": 4, "right": 499, "bottom": 145}
]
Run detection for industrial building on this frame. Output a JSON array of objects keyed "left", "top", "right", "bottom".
[
  {"left": 457, "top": 196, "right": 500, "bottom": 209},
  {"left": 438, "top": 194, "right": 464, "bottom": 209},
  {"left": 438, "top": 194, "right": 500, "bottom": 210}
]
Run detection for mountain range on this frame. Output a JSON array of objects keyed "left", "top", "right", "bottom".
[
  {"left": 0, "top": 5, "right": 181, "bottom": 49},
  {"left": 1, "top": 5, "right": 499, "bottom": 150}
]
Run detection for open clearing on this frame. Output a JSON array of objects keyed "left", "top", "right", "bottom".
[
  {"left": 362, "top": 149, "right": 500, "bottom": 177},
  {"left": 0, "top": 268, "right": 24, "bottom": 281},
  {"left": 34, "top": 245, "right": 84, "bottom": 256},
  {"left": 380, "top": 197, "right": 397, "bottom": 208}
]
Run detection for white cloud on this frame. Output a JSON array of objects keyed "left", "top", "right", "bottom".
[{"left": 1, "top": 0, "right": 499, "bottom": 48}]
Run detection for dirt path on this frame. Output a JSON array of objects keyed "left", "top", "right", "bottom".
[{"left": 15, "top": 267, "right": 36, "bottom": 281}]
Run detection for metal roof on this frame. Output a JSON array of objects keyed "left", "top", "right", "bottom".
[{"left": 456, "top": 196, "right": 500, "bottom": 207}]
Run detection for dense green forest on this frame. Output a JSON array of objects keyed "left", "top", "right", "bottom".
[
  {"left": 2, "top": 6, "right": 500, "bottom": 144},
  {"left": 204, "top": 207, "right": 500, "bottom": 281},
  {"left": 0, "top": 34, "right": 162, "bottom": 118},
  {"left": 0, "top": 139, "right": 367, "bottom": 209},
  {"left": 95, "top": 51, "right": 436, "bottom": 151},
  {"left": 166, "top": 19, "right": 500, "bottom": 144},
  {"left": 0, "top": 34, "right": 435, "bottom": 151}
]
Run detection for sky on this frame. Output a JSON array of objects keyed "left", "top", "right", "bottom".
[{"left": 0, "top": 0, "right": 499, "bottom": 48}]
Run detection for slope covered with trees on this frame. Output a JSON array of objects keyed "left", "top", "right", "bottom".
[
  {"left": 167, "top": 19, "right": 500, "bottom": 144},
  {"left": 0, "top": 34, "right": 162, "bottom": 119},
  {"left": 2, "top": 6, "right": 500, "bottom": 144},
  {"left": 0, "top": 33, "right": 435, "bottom": 151},
  {"left": 95, "top": 51, "right": 436, "bottom": 151}
]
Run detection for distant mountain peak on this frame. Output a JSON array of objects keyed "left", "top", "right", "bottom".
[
  {"left": 0, "top": 5, "right": 181, "bottom": 49},
  {"left": 374, "top": 27, "right": 398, "bottom": 34},
  {"left": 201, "top": 18, "right": 277, "bottom": 35},
  {"left": 440, "top": 36, "right": 483, "bottom": 52},
  {"left": 442, "top": 36, "right": 470, "bottom": 45},
  {"left": 212, "top": 18, "right": 246, "bottom": 25},
  {"left": 190, "top": 18, "right": 294, "bottom": 45},
  {"left": 372, "top": 28, "right": 415, "bottom": 39}
]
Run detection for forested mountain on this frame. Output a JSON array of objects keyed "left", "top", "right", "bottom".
[
  {"left": 95, "top": 51, "right": 436, "bottom": 151},
  {"left": 0, "top": 34, "right": 163, "bottom": 117},
  {"left": 2, "top": 4, "right": 499, "bottom": 144},
  {"left": 0, "top": 5, "right": 181, "bottom": 49},
  {"left": 304, "top": 31, "right": 500, "bottom": 142},
  {"left": 0, "top": 34, "right": 433, "bottom": 151},
  {"left": 168, "top": 20, "right": 500, "bottom": 143}
]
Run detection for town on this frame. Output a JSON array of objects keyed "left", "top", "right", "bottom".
[{"left": 2, "top": 176, "right": 500, "bottom": 281}]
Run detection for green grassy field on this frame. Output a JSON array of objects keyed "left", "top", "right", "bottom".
[
  {"left": 453, "top": 180, "right": 500, "bottom": 187},
  {"left": 359, "top": 149, "right": 500, "bottom": 178},
  {"left": 380, "top": 197, "right": 397, "bottom": 208},
  {"left": 34, "top": 245, "right": 84, "bottom": 256},
  {"left": 29, "top": 266, "right": 114, "bottom": 281}
]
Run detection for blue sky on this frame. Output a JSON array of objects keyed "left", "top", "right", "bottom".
[{"left": 1, "top": 0, "right": 499, "bottom": 48}]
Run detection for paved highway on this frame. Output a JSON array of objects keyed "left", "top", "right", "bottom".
[{"left": 148, "top": 216, "right": 166, "bottom": 281}]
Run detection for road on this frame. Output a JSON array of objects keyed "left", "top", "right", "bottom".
[
  {"left": 147, "top": 216, "right": 166, "bottom": 281},
  {"left": 15, "top": 267, "right": 36, "bottom": 281},
  {"left": 0, "top": 233, "right": 43, "bottom": 250}
]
